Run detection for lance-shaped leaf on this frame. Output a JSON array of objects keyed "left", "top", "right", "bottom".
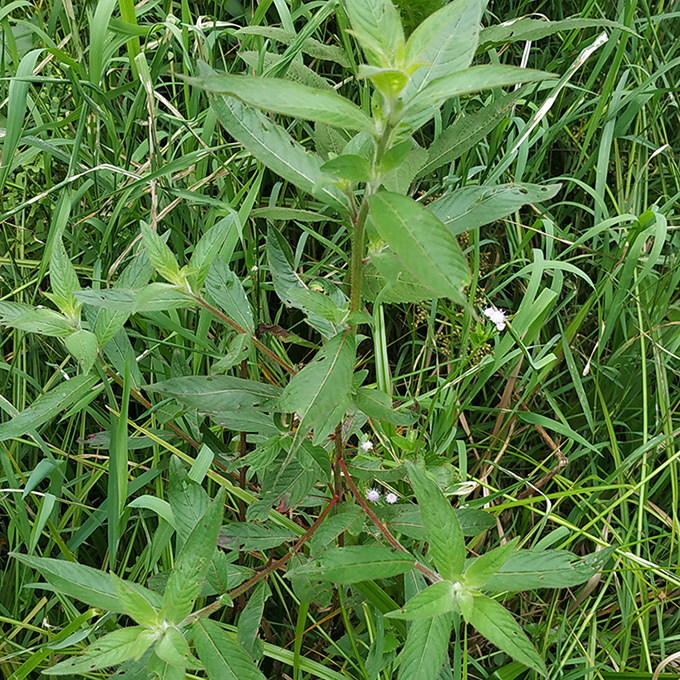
[
  {"left": 478, "top": 16, "right": 630, "bottom": 49},
  {"left": 11, "top": 552, "right": 162, "bottom": 613},
  {"left": 211, "top": 95, "right": 348, "bottom": 213},
  {"left": 7, "top": 308, "right": 74, "bottom": 337},
  {"left": 204, "top": 260, "right": 254, "bottom": 332},
  {"left": 464, "top": 537, "right": 518, "bottom": 588},
  {"left": 405, "top": 0, "right": 483, "bottom": 95},
  {"left": 155, "top": 626, "right": 203, "bottom": 670},
  {"left": 162, "top": 488, "right": 225, "bottom": 623},
  {"left": 345, "top": 0, "right": 404, "bottom": 63},
  {"left": 140, "top": 222, "right": 180, "bottom": 283},
  {"left": 0, "top": 375, "right": 98, "bottom": 442},
  {"left": 369, "top": 192, "right": 469, "bottom": 305},
  {"left": 189, "top": 73, "right": 375, "bottom": 134},
  {"left": 353, "top": 387, "right": 417, "bottom": 426},
  {"left": 111, "top": 573, "right": 159, "bottom": 627},
  {"left": 49, "top": 231, "right": 81, "bottom": 313},
  {"left": 43, "top": 627, "right": 157, "bottom": 675},
  {"left": 148, "top": 375, "right": 281, "bottom": 413},
  {"left": 416, "top": 89, "right": 524, "bottom": 178},
  {"left": 397, "top": 611, "right": 452, "bottom": 680},
  {"left": 194, "top": 619, "right": 267, "bottom": 680},
  {"left": 405, "top": 461, "right": 465, "bottom": 580},
  {"left": 387, "top": 580, "right": 457, "bottom": 619},
  {"left": 64, "top": 329, "right": 98, "bottom": 374},
  {"left": 279, "top": 332, "right": 355, "bottom": 438},
  {"left": 428, "top": 182, "right": 561, "bottom": 236},
  {"left": 188, "top": 213, "right": 239, "bottom": 291},
  {"left": 480, "top": 547, "right": 616, "bottom": 591},
  {"left": 468, "top": 594, "right": 548, "bottom": 676},
  {"left": 287, "top": 546, "right": 416, "bottom": 583},
  {"left": 402, "top": 65, "right": 555, "bottom": 128}
]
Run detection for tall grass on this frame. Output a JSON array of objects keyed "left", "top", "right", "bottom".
[{"left": 1, "top": 0, "right": 680, "bottom": 678}]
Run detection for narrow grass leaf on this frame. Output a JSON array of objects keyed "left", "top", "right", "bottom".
[{"left": 469, "top": 594, "right": 547, "bottom": 676}]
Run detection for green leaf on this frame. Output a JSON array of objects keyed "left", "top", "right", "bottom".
[
  {"left": 140, "top": 222, "right": 180, "bottom": 283},
  {"left": 363, "top": 253, "right": 436, "bottom": 304},
  {"left": 468, "top": 594, "right": 547, "bottom": 676},
  {"left": 250, "top": 207, "right": 334, "bottom": 223},
  {"left": 428, "top": 183, "right": 562, "bottom": 236},
  {"left": 416, "top": 89, "right": 523, "bottom": 178},
  {"left": 379, "top": 139, "right": 414, "bottom": 175},
  {"left": 237, "top": 581, "right": 267, "bottom": 659},
  {"left": 480, "top": 547, "right": 616, "bottom": 591},
  {"left": 133, "top": 283, "right": 195, "bottom": 313},
  {"left": 477, "top": 16, "right": 631, "bottom": 48},
  {"left": 287, "top": 545, "right": 416, "bottom": 583},
  {"left": 148, "top": 375, "right": 281, "bottom": 414},
  {"left": 155, "top": 627, "right": 202, "bottom": 670},
  {"left": 380, "top": 145, "right": 428, "bottom": 194},
  {"left": 128, "top": 495, "right": 177, "bottom": 530},
  {"left": 405, "top": 0, "right": 482, "bottom": 93},
  {"left": 279, "top": 332, "right": 355, "bottom": 439},
  {"left": 385, "top": 505, "right": 496, "bottom": 540},
  {"left": 161, "top": 488, "right": 225, "bottom": 624},
  {"left": 43, "top": 627, "right": 156, "bottom": 675},
  {"left": 266, "top": 225, "right": 336, "bottom": 338},
  {"left": 8, "top": 308, "right": 74, "bottom": 337},
  {"left": 111, "top": 572, "right": 160, "bottom": 627},
  {"left": 11, "top": 552, "right": 161, "bottom": 613},
  {"left": 464, "top": 538, "right": 518, "bottom": 588},
  {"left": 147, "top": 650, "right": 187, "bottom": 679},
  {"left": 321, "top": 154, "right": 372, "bottom": 183},
  {"left": 353, "top": 387, "right": 417, "bottom": 426},
  {"left": 402, "top": 66, "right": 555, "bottom": 128},
  {"left": 211, "top": 95, "right": 348, "bottom": 213},
  {"left": 189, "top": 73, "right": 374, "bottom": 134},
  {"left": 64, "top": 329, "right": 98, "bottom": 374},
  {"left": 217, "top": 523, "right": 296, "bottom": 552},
  {"left": 188, "top": 213, "right": 239, "bottom": 290},
  {"left": 50, "top": 231, "right": 80, "bottom": 312},
  {"left": 286, "top": 288, "right": 345, "bottom": 324},
  {"left": 74, "top": 289, "right": 137, "bottom": 310},
  {"left": 167, "top": 455, "right": 210, "bottom": 546},
  {"left": 387, "top": 580, "right": 457, "bottom": 619},
  {"left": 0, "top": 375, "right": 98, "bottom": 443},
  {"left": 0, "top": 300, "right": 33, "bottom": 322},
  {"left": 405, "top": 461, "right": 465, "bottom": 580},
  {"left": 235, "top": 26, "right": 350, "bottom": 67},
  {"left": 204, "top": 260, "right": 254, "bottom": 332},
  {"left": 397, "top": 611, "right": 452, "bottom": 680},
  {"left": 193, "top": 619, "right": 267, "bottom": 680},
  {"left": 347, "top": 0, "right": 404, "bottom": 63},
  {"left": 369, "top": 192, "right": 469, "bottom": 304}
]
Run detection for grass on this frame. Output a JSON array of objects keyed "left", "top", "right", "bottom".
[{"left": 1, "top": 0, "right": 680, "bottom": 678}]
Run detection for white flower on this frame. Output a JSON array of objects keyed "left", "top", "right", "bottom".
[
  {"left": 483, "top": 306, "right": 508, "bottom": 331},
  {"left": 365, "top": 488, "right": 380, "bottom": 503},
  {"left": 385, "top": 492, "right": 399, "bottom": 504},
  {"left": 360, "top": 441, "right": 373, "bottom": 452}
]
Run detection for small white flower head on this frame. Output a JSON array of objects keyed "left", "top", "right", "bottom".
[
  {"left": 365, "top": 488, "right": 380, "bottom": 503},
  {"left": 483, "top": 306, "right": 508, "bottom": 331},
  {"left": 385, "top": 492, "right": 399, "bottom": 504},
  {"left": 360, "top": 440, "right": 374, "bottom": 452}
]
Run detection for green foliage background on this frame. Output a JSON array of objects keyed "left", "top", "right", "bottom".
[{"left": 1, "top": 0, "right": 680, "bottom": 678}]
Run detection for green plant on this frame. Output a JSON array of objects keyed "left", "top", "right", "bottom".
[{"left": 0, "top": 2, "right": 678, "bottom": 678}]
